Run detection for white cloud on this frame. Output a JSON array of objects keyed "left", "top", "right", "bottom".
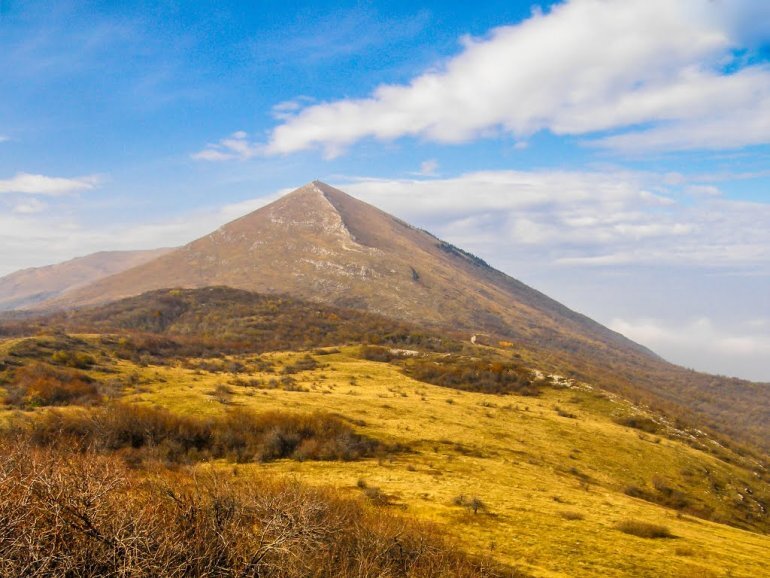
[
  {"left": 192, "top": 131, "right": 263, "bottom": 161},
  {"left": 610, "top": 316, "right": 770, "bottom": 381},
  {"left": 338, "top": 170, "right": 770, "bottom": 272},
  {"left": 271, "top": 97, "right": 316, "bottom": 120},
  {"left": 685, "top": 184, "right": 721, "bottom": 197},
  {"left": 257, "top": 0, "right": 770, "bottom": 156},
  {"left": 0, "top": 172, "right": 101, "bottom": 195}
]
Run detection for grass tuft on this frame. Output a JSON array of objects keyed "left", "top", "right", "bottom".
[{"left": 615, "top": 519, "right": 674, "bottom": 539}]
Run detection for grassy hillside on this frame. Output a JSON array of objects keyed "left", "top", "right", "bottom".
[
  {"left": 17, "top": 283, "right": 770, "bottom": 458},
  {"left": 1, "top": 330, "right": 768, "bottom": 577},
  {"left": 24, "top": 183, "right": 770, "bottom": 456},
  {"left": 16, "top": 286, "right": 770, "bottom": 461}
]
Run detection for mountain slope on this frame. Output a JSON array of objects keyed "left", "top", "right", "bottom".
[
  {"left": 40, "top": 182, "right": 649, "bottom": 358},
  {"left": 34, "top": 182, "right": 770, "bottom": 454},
  {"left": 0, "top": 248, "right": 173, "bottom": 311}
]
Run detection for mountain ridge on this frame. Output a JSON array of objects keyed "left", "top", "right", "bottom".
[{"left": 0, "top": 248, "right": 173, "bottom": 311}]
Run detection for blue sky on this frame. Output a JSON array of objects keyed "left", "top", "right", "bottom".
[{"left": 1, "top": 0, "right": 770, "bottom": 381}]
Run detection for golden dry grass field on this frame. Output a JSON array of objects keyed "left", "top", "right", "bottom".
[
  {"left": 108, "top": 348, "right": 770, "bottom": 576},
  {"left": 1, "top": 337, "right": 768, "bottom": 577}
]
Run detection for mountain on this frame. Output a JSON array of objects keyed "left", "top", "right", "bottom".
[
  {"left": 30, "top": 182, "right": 770, "bottom": 453},
  {"left": 37, "top": 182, "right": 648, "bottom": 355},
  {"left": 0, "top": 248, "right": 173, "bottom": 311}
]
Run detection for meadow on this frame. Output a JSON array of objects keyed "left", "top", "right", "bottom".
[{"left": 2, "top": 333, "right": 767, "bottom": 577}]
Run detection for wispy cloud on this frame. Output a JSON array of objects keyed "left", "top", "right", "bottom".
[
  {"left": 12, "top": 199, "right": 48, "bottom": 214},
  {"left": 192, "top": 131, "right": 263, "bottom": 161},
  {"left": 255, "top": 0, "right": 770, "bottom": 157},
  {"left": 418, "top": 159, "right": 439, "bottom": 176},
  {"left": 0, "top": 173, "right": 101, "bottom": 195}
]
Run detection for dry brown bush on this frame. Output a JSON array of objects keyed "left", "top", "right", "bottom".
[
  {"left": 20, "top": 403, "right": 390, "bottom": 465},
  {"left": 4, "top": 363, "right": 100, "bottom": 407},
  {"left": 0, "top": 438, "right": 522, "bottom": 577},
  {"left": 615, "top": 519, "right": 674, "bottom": 539}
]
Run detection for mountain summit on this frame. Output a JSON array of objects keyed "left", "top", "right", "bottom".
[{"left": 39, "top": 181, "right": 644, "bottom": 360}]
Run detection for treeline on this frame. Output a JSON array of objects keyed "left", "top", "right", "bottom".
[{"left": 0, "top": 439, "right": 520, "bottom": 577}]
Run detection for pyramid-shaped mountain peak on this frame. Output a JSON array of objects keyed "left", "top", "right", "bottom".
[
  {"left": 273, "top": 180, "right": 354, "bottom": 206},
  {"left": 37, "top": 182, "right": 646, "bottom": 363},
  {"left": 220, "top": 180, "right": 356, "bottom": 239}
]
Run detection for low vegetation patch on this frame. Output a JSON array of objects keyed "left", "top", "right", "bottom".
[
  {"left": 281, "top": 354, "right": 322, "bottom": 374},
  {"left": 559, "top": 511, "right": 585, "bottom": 521},
  {"left": 453, "top": 495, "right": 488, "bottom": 515},
  {"left": 623, "top": 477, "right": 718, "bottom": 521},
  {"left": 614, "top": 415, "right": 660, "bottom": 433},
  {"left": 360, "top": 346, "right": 541, "bottom": 396},
  {"left": 16, "top": 404, "right": 390, "bottom": 465},
  {"left": 615, "top": 519, "right": 674, "bottom": 539},
  {"left": 2, "top": 363, "right": 101, "bottom": 407},
  {"left": 404, "top": 356, "right": 540, "bottom": 395}
]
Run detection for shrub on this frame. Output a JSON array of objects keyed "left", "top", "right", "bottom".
[
  {"left": 615, "top": 519, "right": 673, "bottom": 539},
  {"left": 51, "top": 350, "right": 96, "bottom": 369},
  {"left": 4, "top": 363, "right": 100, "bottom": 407},
  {"left": 22, "top": 404, "right": 389, "bottom": 465},
  {"left": 624, "top": 479, "right": 692, "bottom": 512},
  {"left": 614, "top": 415, "right": 660, "bottom": 433},
  {"left": 0, "top": 440, "right": 517, "bottom": 577},
  {"left": 281, "top": 355, "right": 321, "bottom": 374},
  {"left": 213, "top": 383, "right": 234, "bottom": 403},
  {"left": 453, "top": 495, "right": 487, "bottom": 514},
  {"left": 363, "top": 486, "right": 391, "bottom": 506},
  {"left": 359, "top": 345, "right": 398, "bottom": 362},
  {"left": 559, "top": 511, "right": 584, "bottom": 521},
  {"left": 554, "top": 405, "right": 577, "bottom": 419},
  {"left": 402, "top": 356, "right": 540, "bottom": 396}
]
